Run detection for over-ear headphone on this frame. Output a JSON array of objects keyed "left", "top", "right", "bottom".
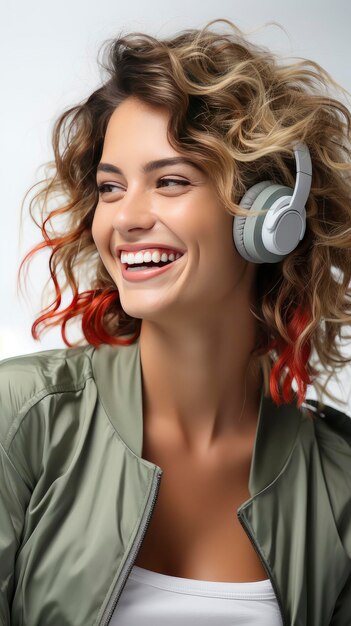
[{"left": 233, "top": 142, "right": 312, "bottom": 263}]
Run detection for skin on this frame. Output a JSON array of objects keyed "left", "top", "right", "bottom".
[{"left": 92, "top": 95, "right": 263, "bottom": 466}]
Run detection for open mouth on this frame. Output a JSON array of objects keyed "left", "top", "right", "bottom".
[
  {"left": 120, "top": 252, "right": 185, "bottom": 280},
  {"left": 121, "top": 252, "right": 184, "bottom": 272}
]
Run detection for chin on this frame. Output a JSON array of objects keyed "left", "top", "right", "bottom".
[
  {"left": 118, "top": 294, "right": 154, "bottom": 315},
  {"left": 119, "top": 296, "right": 176, "bottom": 322}
]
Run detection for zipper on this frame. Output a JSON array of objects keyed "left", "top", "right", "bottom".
[
  {"left": 97, "top": 467, "right": 287, "bottom": 625},
  {"left": 97, "top": 466, "right": 163, "bottom": 626},
  {"left": 237, "top": 508, "right": 287, "bottom": 626}
]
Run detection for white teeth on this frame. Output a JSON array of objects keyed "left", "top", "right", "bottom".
[
  {"left": 133, "top": 251, "right": 144, "bottom": 264},
  {"left": 151, "top": 250, "right": 161, "bottom": 263},
  {"left": 121, "top": 250, "right": 182, "bottom": 264}
]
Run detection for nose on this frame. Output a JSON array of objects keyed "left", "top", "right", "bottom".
[{"left": 111, "top": 186, "right": 156, "bottom": 234}]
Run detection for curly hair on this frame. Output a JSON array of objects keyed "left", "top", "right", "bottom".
[{"left": 17, "top": 17, "right": 351, "bottom": 410}]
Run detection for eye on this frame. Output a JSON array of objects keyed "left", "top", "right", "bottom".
[
  {"left": 97, "top": 183, "right": 122, "bottom": 194},
  {"left": 97, "top": 178, "right": 190, "bottom": 195},
  {"left": 158, "top": 178, "right": 190, "bottom": 188}
]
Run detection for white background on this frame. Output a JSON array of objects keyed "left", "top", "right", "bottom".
[{"left": 1, "top": 0, "right": 351, "bottom": 410}]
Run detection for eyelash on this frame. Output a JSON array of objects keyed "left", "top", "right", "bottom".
[{"left": 97, "top": 178, "right": 190, "bottom": 194}]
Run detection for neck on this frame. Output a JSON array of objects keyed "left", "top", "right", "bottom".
[{"left": 138, "top": 300, "right": 263, "bottom": 458}]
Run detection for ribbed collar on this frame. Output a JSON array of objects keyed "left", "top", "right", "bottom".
[{"left": 91, "top": 338, "right": 304, "bottom": 497}]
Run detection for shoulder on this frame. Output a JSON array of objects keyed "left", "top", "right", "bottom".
[
  {"left": 303, "top": 398, "right": 351, "bottom": 558},
  {"left": 303, "top": 398, "right": 351, "bottom": 448},
  {"left": 0, "top": 344, "right": 95, "bottom": 449}
]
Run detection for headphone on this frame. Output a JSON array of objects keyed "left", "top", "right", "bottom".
[{"left": 233, "top": 142, "right": 312, "bottom": 263}]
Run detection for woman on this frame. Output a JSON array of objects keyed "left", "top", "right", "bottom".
[{"left": 1, "top": 17, "right": 351, "bottom": 626}]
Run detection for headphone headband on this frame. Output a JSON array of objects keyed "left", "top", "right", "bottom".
[{"left": 290, "top": 142, "right": 312, "bottom": 215}]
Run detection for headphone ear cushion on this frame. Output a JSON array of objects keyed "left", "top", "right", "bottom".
[
  {"left": 233, "top": 181, "right": 273, "bottom": 262},
  {"left": 239, "top": 180, "right": 274, "bottom": 210},
  {"left": 233, "top": 181, "right": 294, "bottom": 263}
]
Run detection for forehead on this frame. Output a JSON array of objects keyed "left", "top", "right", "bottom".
[
  {"left": 100, "top": 97, "right": 206, "bottom": 175},
  {"left": 104, "top": 98, "right": 170, "bottom": 145}
]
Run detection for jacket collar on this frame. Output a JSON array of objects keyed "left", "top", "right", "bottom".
[{"left": 91, "top": 338, "right": 304, "bottom": 497}]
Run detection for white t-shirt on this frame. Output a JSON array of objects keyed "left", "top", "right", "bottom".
[{"left": 111, "top": 565, "right": 283, "bottom": 625}]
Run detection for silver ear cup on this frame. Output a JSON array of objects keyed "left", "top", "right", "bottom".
[{"left": 233, "top": 181, "right": 296, "bottom": 263}]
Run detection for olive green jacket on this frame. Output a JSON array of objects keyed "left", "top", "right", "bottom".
[{"left": 0, "top": 339, "right": 350, "bottom": 625}]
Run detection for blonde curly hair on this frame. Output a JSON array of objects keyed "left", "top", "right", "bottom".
[{"left": 18, "top": 18, "right": 351, "bottom": 410}]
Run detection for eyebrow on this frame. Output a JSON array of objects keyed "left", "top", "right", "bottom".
[{"left": 96, "top": 156, "right": 204, "bottom": 176}]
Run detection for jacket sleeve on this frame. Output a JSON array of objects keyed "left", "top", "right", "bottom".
[
  {"left": 329, "top": 568, "right": 351, "bottom": 624},
  {"left": 0, "top": 441, "right": 31, "bottom": 625}
]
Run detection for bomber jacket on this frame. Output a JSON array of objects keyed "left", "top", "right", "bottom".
[{"left": 0, "top": 338, "right": 350, "bottom": 626}]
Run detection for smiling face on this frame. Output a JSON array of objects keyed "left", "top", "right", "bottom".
[{"left": 92, "top": 96, "right": 257, "bottom": 325}]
